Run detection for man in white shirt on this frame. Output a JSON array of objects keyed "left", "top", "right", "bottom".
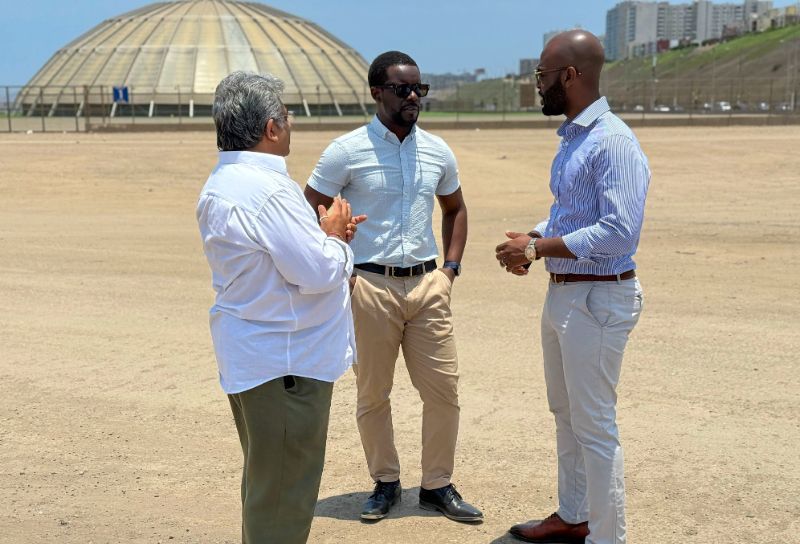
[
  {"left": 196, "top": 71, "right": 364, "bottom": 544},
  {"left": 304, "top": 51, "right": 482, "bottom": 523}
]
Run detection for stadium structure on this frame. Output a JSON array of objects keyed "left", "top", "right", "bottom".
[{"left": 16, "top": 0, "right": 371, "bottom": 117}]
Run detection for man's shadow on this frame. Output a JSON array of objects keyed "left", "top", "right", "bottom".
[{"left": 315, "top": 486, "right": 472, "bottom": 523}]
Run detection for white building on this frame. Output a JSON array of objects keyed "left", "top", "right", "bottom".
[{"left": 605, "top": 0, "right": 774, "bottom": 60}]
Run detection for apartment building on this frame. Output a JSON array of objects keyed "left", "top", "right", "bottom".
[{"left": 605, "top": 0, "right": 774, "bottom": 60}]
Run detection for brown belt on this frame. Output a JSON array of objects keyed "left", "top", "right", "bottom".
[{"left": 550, "top": 270, "right": 636, "bottom": 283}]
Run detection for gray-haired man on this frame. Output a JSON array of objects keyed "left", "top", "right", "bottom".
[{"left": 197, "top": 72, "right": 365, "bottom": 543}]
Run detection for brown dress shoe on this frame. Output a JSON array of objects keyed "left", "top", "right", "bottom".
[{"left": 509, "top": 512, "right": 589, "bottom": 543}]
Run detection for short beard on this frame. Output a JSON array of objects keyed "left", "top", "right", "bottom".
[
  {"left": 391, "top": 109, "right": 418, "bottom": 128},
  {"left": 541, "top": 79, "right": 567, "bottom": 116}
]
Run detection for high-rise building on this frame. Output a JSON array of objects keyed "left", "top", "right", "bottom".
[
  {"left": 606, "top": 0, "right": 773, "bottom": 60},
  {"left": 519, "top": 58, "right": 538, "bottom": 77}
]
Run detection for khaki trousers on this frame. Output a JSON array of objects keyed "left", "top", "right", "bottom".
[
  {"left": 228, "top": 376, "right": 333, "bottom": 544},
  {"left": 351, "top": 268, "right": 459, "bottom": 491}
]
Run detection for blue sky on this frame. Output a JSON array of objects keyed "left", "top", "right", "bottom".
[{"left": 1, "top": 0, "right": 797, "bottom": 83}]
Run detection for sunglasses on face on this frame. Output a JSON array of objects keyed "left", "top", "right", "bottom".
[
  {"left": 375, "top": 83, "right": 430, "bottom": 98},
  {"left": 533, "top": 66, "right": 581, "bottom": 84}
]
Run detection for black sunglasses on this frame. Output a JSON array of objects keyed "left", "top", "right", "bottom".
[{"left": 375, "top": 83, "right": 430, "bottom": 98}]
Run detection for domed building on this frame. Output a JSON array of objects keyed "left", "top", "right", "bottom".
[{"left": 18, "top": 0, "right": 371, "bottom": 117}]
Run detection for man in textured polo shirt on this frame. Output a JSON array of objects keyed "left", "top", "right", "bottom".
[
  {"left": 495, "top": 31, "right": 649, "bottom": 544},
  {"left": 304, "top": 51, "right": 482, "bottom": 523},
  {"left": 197, "top": 71, "right": 363, "bottom": 544}
]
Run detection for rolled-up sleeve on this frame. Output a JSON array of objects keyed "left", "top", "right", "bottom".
[
  {"left": 255, "top": 188, "right": 353, "bottom": 294},
  {"left": 533, "top": 219, "right": 549, "bottom": 237},
  {"left": 561, "top": 135, "right": 649, "bottom": 261}
]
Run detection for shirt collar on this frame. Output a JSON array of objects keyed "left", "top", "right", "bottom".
[
  {"left": 557, "top": 96, "right": 610, "bottom": 138},
  {"left": 368, "top": 115, "right": 416, "bottom": 143},
  {"left": 217, "top": 150, "right": 288, "bottom": 175}
]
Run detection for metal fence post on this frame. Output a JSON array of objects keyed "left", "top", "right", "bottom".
[
  {"left": 177, "top": 85, "right": 182, "bottom": 125},
  {"left": 6, "top": 86, "right": 11, "bottom": 133},
  {"left": 100, "top": 85, "right": 107, "bottom": 126},
  {"left": 455, "top": 83, "right": 460, "bottom": 123},
  {"left": 640, "top": 81, "right": 646, "bottom": 124},
  {"left": 73, "top": 86, "right": 79, "bottom": 132},
  {"left": 768, "top": 80, "right": 774, "bottom": 125},
  {"left": 501, "top": 80, "right": 506, "bottom": 122},
  {"left": 728, "top": 77, "right": 734, "bottom": 125},
  {"left": 131, "top": 86, "right": 135, "bottom": 125},
  {"left": 39, "top": 87, "right": 46, "bottom": 132},
  {"left": 83, "top": 85, "right": 90, "bottom": 132}
]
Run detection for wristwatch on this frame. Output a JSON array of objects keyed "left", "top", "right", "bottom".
[
  {"left": 524, "top": 238, "right": 540, "bottom": 261},
  {"left": 443, "top": 261, "right": 462, "bottom": 277}
]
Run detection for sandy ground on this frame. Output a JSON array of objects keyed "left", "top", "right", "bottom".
[{"left": 0, "top": 125, "right": 798, "bottom": 544}]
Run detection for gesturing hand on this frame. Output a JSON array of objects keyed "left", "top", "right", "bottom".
[
  {"left": 317, "top": 197, "right": 352, "bottom": 240},
  {"left": 495, "top": 230, "right": 532, "bottom": 274},
  {"left": 344, "top": 214, "right": 368, "bottom": 243}
]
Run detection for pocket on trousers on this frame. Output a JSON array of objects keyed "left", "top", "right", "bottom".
[
  {"left": 584, "top": 284, "right": 612, "bottom": 327},
  {"left": 435, "top": 268, "right": 454, "bottom": 291}
]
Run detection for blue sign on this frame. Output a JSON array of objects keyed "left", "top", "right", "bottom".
[{"left": 113, "top": 86, "right": 129, "bottom": 103}]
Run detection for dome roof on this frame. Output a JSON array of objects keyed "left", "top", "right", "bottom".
[{"left": 21, "top": 0, "right": 370, "bottom": 114}]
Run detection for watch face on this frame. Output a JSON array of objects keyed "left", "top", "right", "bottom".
[{"left": 525, "top": 245, "right": 536, "bottom": 261}]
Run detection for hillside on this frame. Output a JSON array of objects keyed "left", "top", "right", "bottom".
[
  {"left": 602, "top": 24, "right": 800, "bottom": 110},
  {"left": 431, "top": 25, "right": 800, "bottom": 113}
]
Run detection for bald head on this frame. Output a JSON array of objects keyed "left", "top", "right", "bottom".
[{"left": 542, "top": 30, "right": 605, "bottom": 84}]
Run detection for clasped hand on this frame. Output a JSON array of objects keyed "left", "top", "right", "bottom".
[
  {"left": 318, "top": 197, "right": 367, "bottom": 243},
  {"left": 495, "top": 230, "right": 532, "bottom": 276}
]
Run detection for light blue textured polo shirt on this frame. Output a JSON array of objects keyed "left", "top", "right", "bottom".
[{"left": 307, "top": 116, "right": 461, "bottom": 267}]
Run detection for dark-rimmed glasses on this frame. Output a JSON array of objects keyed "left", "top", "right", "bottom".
[
  {"left": 533, "top": 66, "right": 580, "bottom": 84},
  {"left": 375, "top": 83, "right": 430, "bottom": 98}
]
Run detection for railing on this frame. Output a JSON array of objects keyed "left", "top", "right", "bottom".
[{"left": 1, "top": 79, "right": 797, "bottom": 133}]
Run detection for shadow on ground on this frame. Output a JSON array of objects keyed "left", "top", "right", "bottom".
[{"left": 315, "top": 486, "right": 445, "bottom": 522}]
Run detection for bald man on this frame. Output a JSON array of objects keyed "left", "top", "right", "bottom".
[{"left": 495, "top": 31, "right": 650, "bottom": 544}]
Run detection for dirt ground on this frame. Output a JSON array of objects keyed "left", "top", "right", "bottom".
[{"left": 1, "top": 125, "right": 798, "bottom": 544}]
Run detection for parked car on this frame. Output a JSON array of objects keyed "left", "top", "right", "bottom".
[
  {"left": 653, "top": 104, "right": 671, "bottom": 112},
  {"left": 672, "top": 104, "right": 686, "bottom": 113},
  {"left": 633, "top": 104, "right": 644, "bottom": 112},
  {"left": 777, "top": 102, "right": 794, "bottom": 112},
  {"left": 756, "top": 101, "right": 770, "bottom": 112},
  {"left": 715, "top": 101, "right": 732, "bottom": 112}
]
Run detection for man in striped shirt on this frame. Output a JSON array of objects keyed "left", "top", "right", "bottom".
[{"left": 495, "top": 31, "right": 650, "bottom": 544}]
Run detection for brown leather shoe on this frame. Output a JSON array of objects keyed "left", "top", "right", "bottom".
[{"left": 509, "top": 512, "right": 589, "bottom": 543}]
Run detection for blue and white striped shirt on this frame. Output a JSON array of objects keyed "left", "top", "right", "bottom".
[{"left": 534, "top": 97, "right": 650, "bottom": 275}]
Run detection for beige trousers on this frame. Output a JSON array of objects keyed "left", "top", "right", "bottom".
[{"left": 351, "top": 268, "right": 459, "bottom": 490}]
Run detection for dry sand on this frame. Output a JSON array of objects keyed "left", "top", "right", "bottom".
[{"left": 0, "top": 125, "right": 798, "bottom": 544}]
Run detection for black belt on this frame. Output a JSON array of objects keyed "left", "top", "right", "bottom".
[
  {"left": 355, "top": 259, "right": 437, "bottom": 278},
  {"left": 550, "top": 270, "right": 636, "bottom": 283}
]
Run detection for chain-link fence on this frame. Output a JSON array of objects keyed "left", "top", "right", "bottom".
[{"left": 2, "top": 79, "right": 798, "bottom": 133}]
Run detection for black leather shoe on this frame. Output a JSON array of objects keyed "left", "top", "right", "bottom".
[
  {"left": 360, "top": 480, "right": 401, "bottom": 520},
  {"left": 419, "top": 484, "right": 483, "bottom": 522}
]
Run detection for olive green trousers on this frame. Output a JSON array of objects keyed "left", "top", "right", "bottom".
[{"left": 228, "top": 375, "right": 333, "bottom": 544}]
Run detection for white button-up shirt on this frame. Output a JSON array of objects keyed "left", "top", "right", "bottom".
[
  {"left": 307, "top": 116, "right": 461, "bottom": 267},
  {"left": 197, "top": 151, "right": 355, "bottom": 394}
]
